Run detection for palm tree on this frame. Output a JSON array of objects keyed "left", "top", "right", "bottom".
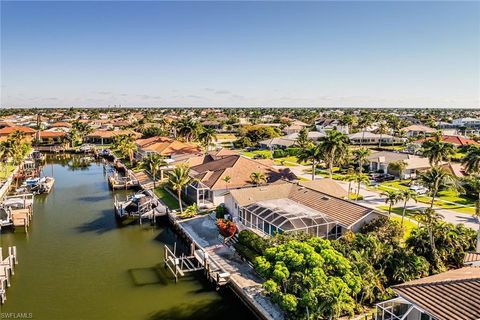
[
  {"left": 421, "top": 132, "right": 455, "bottom": 166},
  {"left": 319, "top": 129, "right": 349, "bottom": 178},
  {"left": 353, "top": 172, "right": 370, "bottom": 201},
  {"left": 250, "top": 171, "right": 267, "bottom": 186},
  {"left": 198, "top": 127, "right": 217, "bottom": 152},
  {"left": 418, "top": 167, "right": 460, "bottom": 209},
  {"left": 9, "top": 130, "right": 26, "bottom": 144},
  {"left": 297, "top": 143, "right": 322, "bottom": 180},
  {"left": 353, "top": 147, "right": 370, "bottom": 173},
  {"left": 141, "top": 154, "right": 167, "bottom": 188},
  {"left": 118, "top": 139, "right": 137, "bottom": 164},
  {"left": 71, "top": 120, "right": 93, "bottom": 145},
  {"left": 463, "top": 146, "right": 480, "bottom": 174},
  {"left": 177, "top": 118, "right": 199, "bottom": 142},
  {"left": 382, "top": 190, "right": 401, "bottom": 215},
  {"left": 358, "top": 114, "right": 373, "bottom": 146},
  {"left": 413, "top": 208, "right": 444, "bottom": 264},
  {"left": 168, "top": 165, "right": 192, "bottom": 213},
  {"left": 222, "top": 175, "right": 232, "bottom": 190},
  {"left": 399, "top": 189, "right": 417, "bottom": 226},
  {"left": 376, "top": 122, "right": 389, "bottom": 148},
  {"left": 343, "top": 167, "right": 356, "bottom": 199}
]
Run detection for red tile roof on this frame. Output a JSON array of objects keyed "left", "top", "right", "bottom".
[
  {"left": 417, "top": 135, "right": 480, "bottom": 146},
  {"left": 0, "top": 126, "right": 36, "bottom": 136}
]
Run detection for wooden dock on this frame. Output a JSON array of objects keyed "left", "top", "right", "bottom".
[
  {"left": 0, "top": 246, "right": 18, "bottom": 304},
  {"left": 108, "top": 172, "right": 139, "bottom": 190},
  {"left": 0, "top": 194, "right": 34, "bottom": 232}
]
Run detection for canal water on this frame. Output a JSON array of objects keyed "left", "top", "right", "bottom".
[{"left": 0, "top": 155, "right": 255, "bottom": 320}]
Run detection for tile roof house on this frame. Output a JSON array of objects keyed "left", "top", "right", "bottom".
[
  {"left": 0, "top": 126, "right": 36, "bottom": 137},
  {"left": 367, "top": 151, "right": 434, "bottom": 179},
  {"left": 85, "top": 130, "right": 141, "bottom": 145},
  {"left": 375, "top": 267, "right": 480, "bottom": 320},
  {"left": 416, "top": 135, "right": 480, "bottom": 147},
  {"left": 185, "top": 155, "right": 296, "bottom": 208},
  {"left": 226, "top": 181, "right": 383, "bottom": 238},
  {"left": 401, "top": 125, "right": 436, "bottom": 137},
  {"left": 135, "top": 136, "right": 202, "bottom": 160}
]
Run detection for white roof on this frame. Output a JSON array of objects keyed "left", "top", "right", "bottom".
[{"left": 348, "top": 132, "right": 394, "bottom": 139}]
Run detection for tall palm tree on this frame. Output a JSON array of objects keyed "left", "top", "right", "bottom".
[
  {"left": 382, "top": 190, "right": 401, "bottom": 215},
  {"left": 250, "top": 171, "right": 267, "bottom": 186},
  {"left": 358, "top": 114, "right": 373, "bottom": 147},
  {"left": 376, "top": 122, "right": 389, "bottom": 147},
  {"left": 168, "top": 165, "right": 192, "bottom": 213},
  {"left": 141, "top": 154, "right": 167, "bottom": 188},
  {"left": 177, "top": 118, "right": 199, "bottom": 142},
  {"left": 399, "top": 189, "right": 417, "bottom": 226},
  {"left": 413, "top": 208, "right": 444, "bottom": 265},
  {"left": 297, "top": 143, "right": 322, "bottom": 180},
  {"left": 463, "top": 146, "right": 480, "bottom": 174},
  {"left": 9, "top": 130, "right": 26, "bottom": 144},
  {"left": 421, "top": 132, "right": 455, "bottom": 166},
  {"left": 353, "top": 172, "right": 370, "bottom": 201},
  {"left": 418, "top": 167, "right": 460, "bottom": 209},
  {"left": 319, "top": 130, "right": 349, "bottom": 178},
  {"left": 118, "top": 139, "right": 137, "bottom": 164},
  {"left": 71, "top": 120, "right": 93, "bottom": 145},
  {"left": 343, "top": 167, "right": 356, "bottom": 199},
  {"left": 353, "top": 147, "right": 370, "bottom": 174},
  {"left": 198, "top": 127, "right": 217, "bottom": 152}
]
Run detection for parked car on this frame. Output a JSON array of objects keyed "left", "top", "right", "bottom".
[{"left": 410, "top": 185, "right": 428, "bottom": 195}]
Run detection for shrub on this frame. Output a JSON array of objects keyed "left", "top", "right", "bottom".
[
  {"left": 238, "top": 230, "right": 267, "bottom": 254},
  {"left": 215, "top": 205, "right": 225, "bottom": 219},
  {"left": 233, "top": 243, "right": 259, "bottom": 262},
  {"left": 217, "top": 219, "right": 237, "bottom": 237}
]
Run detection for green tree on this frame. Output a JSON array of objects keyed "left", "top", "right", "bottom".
[
  {"left": 250, "top": 171, "right": 267, "bottom": 186},
  {"left": 463, "top": 146, "right": 480, "bottom": 174},
  {"left": 376, "top": 122, "right": 389, "bottom": 147},
  {"left": 168, "top": 165, "right": 193, "bottom": 213},
  {"left": 353, "top": 172, "right": 370, "bottom": 201},
  {"left": 421, "top": 132, "right": 455, "bottom": 166},
  {"left": 297, "top": 143, "right": 322, "bottom": 181},
  {"left": 463, "top": 176, "right": 480, "bottom": 251},
  {"left": 412, "top": 208, "right": 444, "bottom": 268},
  {"left": 418, "top": 167, "right": 460, "bottom": 209},
  {"left": 353, "top": 147, "right": 370, "bottom": 174},
  {"left": 398, "top": 189, "right": 417, "bottom": 226},
  {"left": 198, "top": 127, "right": 217, "bottom": 152},
  {"left": 388, "top": 160, "right": 407, "bottom": 178},
  {"left": 296, "top": 128, "right": 311, "bottom": 149},
  {"left": 141, "top": 154, "right": 167, "bottom": 188},
  {"left": 319, "top": 130, "right": 349, "bottom": 178},
  {"left": 382, "top": 190, "right": 401, "bottom": 215}
]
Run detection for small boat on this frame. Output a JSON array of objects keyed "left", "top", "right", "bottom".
[
  {"left": 99, "top": 149, "right": 111, "bottom": 157},
  {"left": 113, "top": 190, "right": 159, "bottom": 220},
  {"left": 24, "top": 176, "right": 55, "bottom": 194}
]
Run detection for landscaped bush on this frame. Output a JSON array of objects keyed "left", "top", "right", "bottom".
[
  {"left": 216, "top": 219, "right": 237, "bottom": 237},
  {"left": 272, "top": 148, "right": 300, "bottom": 158},
  {"left": 215, "top": 205, "right": 225, "bottom": 219},
  {"left": 237, "top": 229, "right": 267, "bottom": 254},
  {"left": 233, "top": 243, "right": 259, "bottom": 262}
]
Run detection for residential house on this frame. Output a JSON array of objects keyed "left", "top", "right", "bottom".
[
  {"left": 85, "top": 130, "right": 141, "bottom": 145},
  {"left": 401, "top": 125, "right": 436, "bottom": 137},
  {"left": 464, "top": 252, "right": 480, "bottom": 266},
  {"left": 35, "top": 131, "right": 67, "bottom": 145},
  {"left": 416, "top": 135, "right": 480, "bottom": 148},
  {"left": 259, "top": 137, "right": 297, "bottom": 150},
  {"left": 135, "top": 136, "right": 202, "bottom": 161},
  {"left": 367, "top": 151, "right": 433, "bottom": 179},
  {"left": 315, "top": 118, "right": 349, "bottom": 134},
  {"left": 452, "top": 117, "right": 480, "bottom": 128},
  {"left": 185, "top": 155, "right": 296, "bottom": 208},
  {"left": 348, "top": 132, "right": 401, "bottom": 145},
  {"left": 375, "top": 266, "right": 480, "bottom": 320},
  {"left": 283, "top": 120, "right": 309, "bottom": 135},
  {"left": 226, "top": 181, "right": 384, "bottom": 238},
  {"left": 0, "top": 126, "right": 36, "bottom": 142}
]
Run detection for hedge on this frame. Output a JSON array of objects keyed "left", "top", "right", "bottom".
[
  {"left": 272, "top": 148, "right": 300, "bottom": 159},
  {"left": 237, "top": 230, "right": 267, "bottom": 255}
]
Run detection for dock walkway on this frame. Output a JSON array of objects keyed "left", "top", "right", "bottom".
[{"left": 176, "top": 215, "right": 284, "bottom": 320}]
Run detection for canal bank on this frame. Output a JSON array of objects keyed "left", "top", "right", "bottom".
[{"left": 0, "top": 155, "right": 255, "bottom": 320}]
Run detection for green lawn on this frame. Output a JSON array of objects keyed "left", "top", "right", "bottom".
[
  {"left": 153, "top": 186, "right": 180, "bottom": 210},
  {"left": 376, "top": 180, "right": 476, "bottom": 215},
  {"left": 274, "top": 156, "right": 300, "bottom": 166},
  {"left": 0, "top": 165, "right": 16, "bottom": 180},
  {"left": 390, "top": 215, "right": 418, "bottom": 239},
  {"left": 241, "top": 150, "right": 273, "bottom": 158}
]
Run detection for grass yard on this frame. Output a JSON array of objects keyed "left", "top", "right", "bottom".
[
  {"left": 216, "top": 133, "right": 237, "bottom": 141},
  {"left": 153, "top": 185, "right": 180, "bottom": 210},
  {"left": 241, "top": 149, "right": 273, "bottom": 158},
  {"left": 274, "top": 156, "right": 300, "bottom": 166},
  {"left": 390, "top": 215, "right": 418, "bottom": 239}
]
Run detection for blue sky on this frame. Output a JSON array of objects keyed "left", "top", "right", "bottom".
[{"left": 1, "top": 1, "right": 479, "bottom": 108}]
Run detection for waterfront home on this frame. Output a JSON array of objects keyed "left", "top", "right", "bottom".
[
  {"left": 416, "top": 134, "right": 480, "bottom": 148},
  {"left": 348, "top": 132, "right": 402, "bottom": 145},
  {"left": 35, "top": 131, "right": 67, "bottom": 145},
  {"left": 366, "top": 151, "right": 433, "bottom": 179},
  {"left": 401, "top": 124, "right": 436, "bottom": 137},
  {"left": 452, "top": 117, "right": 480, "bottom": 128},
  {"left": 47, "top": 121, "right": 72, "bottom": 131},
  {"left": 135, "top": 136, "right": 202, "bottom": 161},
  {"left": 85, "top": 130, "right": 141, "bottom": 145},
  {"left": 0, "top": 126, "right": 36, "bottom": 140},
  {"left": 226, "top": 182, "right": 384, "bottom": 238},
  {"left": 185, "top": 155, "right": 296, "bottom": 208},
  {"left": 375, "top": 266, "right": 480, "bottom": 320},
  {"left": 297, "top": 179, "right": 348, "bottom": 198}
]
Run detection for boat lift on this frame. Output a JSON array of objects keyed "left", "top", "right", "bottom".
[{"left": 0, "top": 246, "right": 18, "bottom": 304}]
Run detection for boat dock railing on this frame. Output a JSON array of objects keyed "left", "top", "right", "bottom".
[{"left": 0, "top": 246, "right": 18, "bottom": 304}]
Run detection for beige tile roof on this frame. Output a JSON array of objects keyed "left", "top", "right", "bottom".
[
  {"left": 392, "top": 267, "right": 480, "bottom": 320},
  {"left": 464, "top": 252, "right": 480, "bottom": 264},
  {"left": 190, "top": 155, "right": 296, "bottom": 190},
  {"left": 401, "top": 125, "right": 436, "bottom": 133},
  {"left": 229, "top": 182, "right": 379, "bottom": 228},
  {"left": 298, "top": 179, "right": 348, "bottom": 198},
  {"left": 136, "top": 136, "right": 202, "bottom": 156},
  {"left": 87, "top": 130, "right": 140, "bottom": 139}
]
